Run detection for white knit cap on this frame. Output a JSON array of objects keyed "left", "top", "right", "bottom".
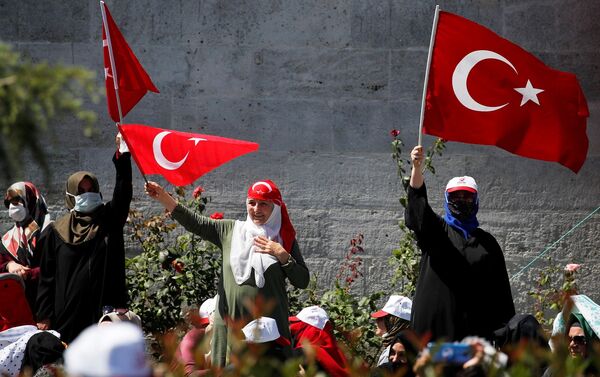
[
  {"left": 295, "top": 306, "right": 329, "bottom": 330},
  {"left": 64, "top": 323, "right": 150, "bottom": 377}
]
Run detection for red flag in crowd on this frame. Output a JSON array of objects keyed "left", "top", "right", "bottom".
[
  {"left": 118, "top": 124, "right": 260, "bottom": 186},
  {"left": 101, "top": 1, "right": 159, "bottom": 122},
  {"left": 423, "top": 11, "right": 589, "bottom": 173}
]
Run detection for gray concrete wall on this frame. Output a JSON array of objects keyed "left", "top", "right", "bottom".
[{"left": 1, "top": 0, "right": 599, "bottom": 313}]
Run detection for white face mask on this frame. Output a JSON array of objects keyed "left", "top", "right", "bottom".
[
  {"left": 8, "top": 203, "right": 28, "bottom": 222},
  {"left": 67, "top": 192, "right": 103, "bottom": 213}
]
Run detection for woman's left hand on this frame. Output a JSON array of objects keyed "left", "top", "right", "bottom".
[{"left": 254, "top": 236, "right": 290, "bottom": 264}]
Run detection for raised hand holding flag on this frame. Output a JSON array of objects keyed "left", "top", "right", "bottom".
[
  {"left": 101, "top": 1, "right": 159, "bottom": 123},
  {"left": 118, "top": 124, "right": 259, "bottom": 186},
  {"left": 422, "top": 10, "right": 589, "bottom": 173}
]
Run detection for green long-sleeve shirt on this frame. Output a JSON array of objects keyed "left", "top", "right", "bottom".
[{"left": 171, "top": 204, "right": 309, "bottom": 366}]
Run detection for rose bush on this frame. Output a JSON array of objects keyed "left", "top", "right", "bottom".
[{"left": 125, "top": 186, "right": 221, "bottom": 342}]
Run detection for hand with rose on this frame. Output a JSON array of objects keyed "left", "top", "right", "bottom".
[{"left": 253, "top": 236, "right": 291, "bottom": 264}]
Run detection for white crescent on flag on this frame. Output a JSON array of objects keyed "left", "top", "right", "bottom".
[
  {"left": 152, "top": 131, "right": 206, "bottom": 170},
  {"left": 451, "top": 49, "right": 517, "bottom": 112}
]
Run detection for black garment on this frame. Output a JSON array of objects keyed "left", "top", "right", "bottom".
[
  {"left": 36, "top": 153, "right": 132, "bottom": 343},
  {"left": 493, "top": 314, "right": 548, "bottom": 350},
  {"left": 405, "top": 184, "right": 515, "bottom": 341}
]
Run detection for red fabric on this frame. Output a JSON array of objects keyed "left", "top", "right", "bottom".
[
  {"left": 102, "top": 2, "right": 159, "bottom": 122},
  {"left": 248, "top": 180, "right": 296, "bottom": 253},
  {"left": 290, "top": 318, "right": 349, "bottom": 377},
  {"left": 423, "top": 11, "right": 589, "bottom": 173},
  {"left": 0, "top": 274, "right": 35, "bottom": 331},
  {"left": 118, "top": 124, "right": 259, "bottom": 186}
]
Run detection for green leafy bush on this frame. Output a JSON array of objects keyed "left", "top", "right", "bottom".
[
  {"left": 126, "top": 186, "right": 221, "bottom": 336},
  {"left": 529, "top": 260, "right": 581, "bottom": 329},
  {"left": 289, "top": 234, "right": 384, "bottom": 366}
]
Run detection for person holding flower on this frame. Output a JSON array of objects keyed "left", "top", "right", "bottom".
[{"left": 145, "top": 179, "right": 309, "bottom": 367}]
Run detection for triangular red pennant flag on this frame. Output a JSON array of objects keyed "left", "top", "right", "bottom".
[
  {"left": 423, "top": 11, "right": 589, "bottom": 173},
  {"left": 118, "top": 124, "right": 260, "bottom": 186},
  {"left": 101, "top": 1, "right": 159, "bottom": 122}
]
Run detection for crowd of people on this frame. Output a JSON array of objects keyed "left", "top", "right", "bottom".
[{"left": 1, "top": 141, "right": 599, "bottom": 376}]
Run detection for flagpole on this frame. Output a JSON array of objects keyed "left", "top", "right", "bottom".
[
  {"left": 100, "top": 1, "right": 124, "bottom": 124},
  {"left": 418, "top": 4, "right": 441, "bottom": 146},
  {"left": 100, "top": 1, "right": 148, "bottom": 184}
]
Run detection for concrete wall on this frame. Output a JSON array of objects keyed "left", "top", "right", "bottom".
[{"left": 1, "top": 0, "right": 599, "bottom": 313}]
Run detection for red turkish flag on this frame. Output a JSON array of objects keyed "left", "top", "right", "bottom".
[
  {"left": 118, "top": 124, "right": 260, "bottom": 186},
  {"left": 423, "top": 11, "right": 589, "bottom": 173},
  {"left": 101, "top": 1, "right": 159, "bottom": 122}
]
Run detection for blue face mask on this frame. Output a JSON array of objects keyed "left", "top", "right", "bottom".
[{"left": 68, "top": 192, "right": 103, "bottom": 213}]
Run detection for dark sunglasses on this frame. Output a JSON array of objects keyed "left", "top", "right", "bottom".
[
  {"left": 102, "top": 305, "right": 129, "bottom": 316},
  {"left": 569, "top": 335, "right": 587, "bottom": 345}
]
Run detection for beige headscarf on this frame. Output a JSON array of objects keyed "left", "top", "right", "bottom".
[{"left": 53, "top": 171, "right": 103, "bottom": 245}]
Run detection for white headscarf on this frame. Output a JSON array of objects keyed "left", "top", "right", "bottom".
[{"left": 230, "top": 204, "right": 282, "bottom": 288}]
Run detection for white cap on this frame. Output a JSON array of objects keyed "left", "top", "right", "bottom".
[
  {"left": 295, "top": 306, "right": 329, "bottom": 330},
  {"left": 64, "top": 323, "right": 151, "bottom": 377},
  {"left": 242, "top": 317, "right": 289, "bottom": 346},
  {"left": 445, "top": 176, "right": 478, "bottom": 193},
  {"left": 198, "top": 297, "right": 217, "bottom": 325},
  {"left": 371, "top": 295, "right": 412, "bottom": 321}
]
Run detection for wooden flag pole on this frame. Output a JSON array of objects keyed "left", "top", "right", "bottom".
[
  {"left": 100, "top": 1, "right": 148, "bottom": 184},
  {"left": 418, "top": 4, "right": 441, "bottom": 146}
]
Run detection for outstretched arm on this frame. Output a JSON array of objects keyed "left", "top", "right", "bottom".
[
  {"left": 145, "top": 181, "right": 230, "bottom": 247},
  {"left": 145, "top": 181, "right": 178, "bottom": 212}
]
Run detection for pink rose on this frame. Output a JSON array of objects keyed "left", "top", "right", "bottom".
[
  {"left": 210, "top": 212, "right": 224, "bottom": 220},
  {"left": 390, "top": 129, "right": 401, "bottom": 138},
  {"left": 564, "top": 263, "right": 581, "bottom": 273},
  {"left": 193, "top": 186, "right": 205, "bottom": 199}
]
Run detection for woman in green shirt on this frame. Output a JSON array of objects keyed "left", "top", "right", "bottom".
[{"left": 145, "top": 179, "right": 309, "bottom": 367}]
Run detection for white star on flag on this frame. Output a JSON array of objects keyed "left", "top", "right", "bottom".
[{"left": 514, "top": 80, "right": 544, "bottom": 106}]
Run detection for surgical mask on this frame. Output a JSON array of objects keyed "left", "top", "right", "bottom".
[
  {"left": 8, "top": 203, "right": 27, "bottom": 222},
  {"left": 68, "top": 192, "right": 103, "bottom": 213}
]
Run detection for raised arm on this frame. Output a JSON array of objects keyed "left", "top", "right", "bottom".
[
  {"left": 405, "top": 145, "right": 445, "bottom": 240},
  {"left": 410, "top": 145, "right": 424, "bottom": 189},
  {"left": 106, "top": 134, "right": 133, "bottom": 227}
]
